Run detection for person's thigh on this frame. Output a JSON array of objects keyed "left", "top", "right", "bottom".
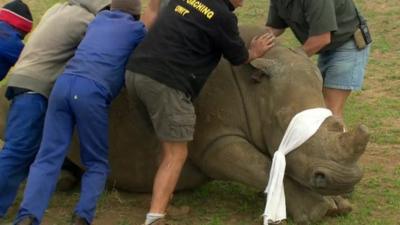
[
  {"left": 1, "top": 93, "right": 47, "bottom": 164},
  {"left": 70, "top": 76, "right": 110, "bottom": 170},
  {"left": 318, "top": 40, "right": 370, "bottom": 91},
  {"left": 133, "top": 73, "right": 196, "bottom": 142}
]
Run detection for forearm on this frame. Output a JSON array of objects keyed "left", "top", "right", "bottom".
[
  {"left": 266, "top": 26, "right": 285, "bottom": 37},
  {"left": 301, "top": 32, "right": 331, "bottom": 56},
  {"left": 141, "top": 0, "right": 162, "bottom": 28},
  {"left": 141, "top": 10, "right": 158, "bottom": 28}
]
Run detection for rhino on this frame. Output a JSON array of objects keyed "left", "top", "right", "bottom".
[{"left": 0, "top": 26, "right": 369, "bottom": 224}]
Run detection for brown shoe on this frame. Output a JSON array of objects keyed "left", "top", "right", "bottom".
[
  {"left": 71, "top": 214, "right": 89, "bottom": 225},
  {"left": 16, "top": 216, "right": 34, "bottom": 225}
]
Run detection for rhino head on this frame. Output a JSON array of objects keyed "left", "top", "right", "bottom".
[
  {"left": 241, "top": 26, "right": 369, "bottom": 195},
  {"left": 289, "top": 121, "right": 369, "bottom": 195}
]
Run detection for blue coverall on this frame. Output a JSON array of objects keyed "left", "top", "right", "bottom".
[
  {"left": 0, "top": 93, "right": 47, "bottom": 217},
  {"left": 0, "top": 21, "right": 37, "bottom": 217},
  {"left": 0, "top": 21, "right": 24, "bottom": 81},
  {"left": 14, "top": 10, "right": 145, "bottom": 225}
]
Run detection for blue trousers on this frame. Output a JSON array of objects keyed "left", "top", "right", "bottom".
[
  {"left": 0, "top": 93, "right": 47, "bottom": 217},
  {"left": 15, "top": 75, "right": 110, "bottom": 225}
]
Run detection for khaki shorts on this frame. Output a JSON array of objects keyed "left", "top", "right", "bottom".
[{"left": 128, "top": 72, "right": 196, "bottom": 141}]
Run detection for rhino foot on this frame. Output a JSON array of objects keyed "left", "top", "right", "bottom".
[
  {"left": 56, "top": 170, "right": 79, "bottom": 192},
  {"left": 285, "top": 179, "right": 331, "bottom": 225},
  {"left": 325, "top": 196, "right": 353, "bottom": 217}
]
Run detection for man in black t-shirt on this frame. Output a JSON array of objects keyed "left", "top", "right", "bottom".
[{"left": 127, "top": 0, "right": 274, "bottom": 224}]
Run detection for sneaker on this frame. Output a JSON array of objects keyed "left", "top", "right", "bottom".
[
  {"left": 71, "top": 214, "right": 89, "bottom": 225},
  {"left": 15, "top": 216, "right": 34, "bottom": 225},
  {"left": 142, "top": 218, "right": 169, "bottom": 225}
]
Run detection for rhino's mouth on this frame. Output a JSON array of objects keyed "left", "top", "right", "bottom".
[{"left": 308, "top": 163, "right": 363, "bottom": 195}]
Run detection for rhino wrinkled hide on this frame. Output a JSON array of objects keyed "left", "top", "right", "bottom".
[{"left": 0, "top": 25, "right": 369, "bottom": 224}]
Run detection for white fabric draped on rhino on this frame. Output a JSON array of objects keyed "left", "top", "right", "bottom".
[{"left": 263, "top": 108, "right": 332, "bottom": 224}]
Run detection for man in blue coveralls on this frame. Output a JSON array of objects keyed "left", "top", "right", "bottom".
[
  {"left": 13, "top": 0, "right": 145, "bottom": 224},
  {"left": 0, "top": 0, "right": 111, "bottom": 220},
  {"left": 0, "top": 0, "right": 32, "bottom": 81}
]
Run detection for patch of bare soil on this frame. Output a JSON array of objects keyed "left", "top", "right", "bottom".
[{"left": 361, "top": 143, "right": 400, "bottom": 171}]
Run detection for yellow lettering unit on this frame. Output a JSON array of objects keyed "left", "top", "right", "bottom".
[
  {"left": 185, "top": 0, "right": 214, "bottom": 19},
  {"left": 175, "top": 5, "right": 190, "bottom": 16}
]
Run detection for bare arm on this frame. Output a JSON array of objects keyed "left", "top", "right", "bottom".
[
  {"left": 301, "top": 32, "right": 331, "bottom": 57},
  {"left": 141, "top": 0, "right": 162, "bottom": 29},
  {"left": 266, "top": 26, "right": 285, "bottom": 37}
]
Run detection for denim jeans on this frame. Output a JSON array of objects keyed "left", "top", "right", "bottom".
[{"left": 318, "top": 39, "right": 371, "bottom": 91}]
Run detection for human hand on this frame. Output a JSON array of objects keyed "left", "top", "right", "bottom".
[{"left": 248, "top": 33, "right": 275, "bottom": 61}]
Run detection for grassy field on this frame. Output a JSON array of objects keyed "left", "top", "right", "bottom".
[{"left": 0, "top": 0, "right": 399, "bottom": 224}]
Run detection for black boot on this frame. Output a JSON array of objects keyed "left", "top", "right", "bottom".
[
  {"left": 71, "top": 214, "right": 89, "bottom": 225},
  {"left": 16, "top": 216, "right": 34, "bottom": 225}
]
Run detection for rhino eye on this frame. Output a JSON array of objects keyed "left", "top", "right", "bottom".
[{"left": 313, "top": 171, "right": 327, "bottom": 188}]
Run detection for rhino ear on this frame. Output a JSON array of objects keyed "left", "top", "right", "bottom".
[
  {"left": 250, "top": 58, "right": 275, "bottom": 75},
  {"left": 249, "top": 58, "right": 274, "bottom": 82}
]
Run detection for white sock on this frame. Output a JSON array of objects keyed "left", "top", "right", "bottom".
[{"left": 145, "top": 213, "right": 165, "bottom": 225}]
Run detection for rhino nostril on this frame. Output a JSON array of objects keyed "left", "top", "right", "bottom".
[{"left": 313, "top": 171, "right": 327, "bottom": 188}]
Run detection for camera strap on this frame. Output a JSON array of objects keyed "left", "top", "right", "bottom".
[
  {"left": 355, "top": 7, "right": 365, "bottom": 24},
  {"left": 352, "top": 0, "right": 365, "bottom": 24}
]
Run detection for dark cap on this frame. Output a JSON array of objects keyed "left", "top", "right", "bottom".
[{"left": 0, "top": 0, "right": 33, "bottom": 33}]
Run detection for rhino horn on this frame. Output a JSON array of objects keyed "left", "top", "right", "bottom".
[{"left": 338, "top": 124, "right": 369, "bottom": 162}]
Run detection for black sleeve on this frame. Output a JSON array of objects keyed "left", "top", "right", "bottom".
[
  {"left": 216, "top": 14, "right": 249, "bottom": 65},
  {"left": 266, "top": 0, "right": 288, "bottom": 28}
]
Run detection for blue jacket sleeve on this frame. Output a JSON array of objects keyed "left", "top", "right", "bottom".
[
  {"left": 0, "top": 60, "right": 13, "bottom": 81},
  {"left": 0, "top": 42, "right": 24, "bottom": 81}
]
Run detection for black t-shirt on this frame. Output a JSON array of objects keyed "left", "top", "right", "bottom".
[{"left": 127, "top": 0, "right": 248, "bottom": 98}]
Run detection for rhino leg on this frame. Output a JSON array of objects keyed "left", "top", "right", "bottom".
[{"left": 195, "top": 136, "right": 332, "bottom": 224}]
